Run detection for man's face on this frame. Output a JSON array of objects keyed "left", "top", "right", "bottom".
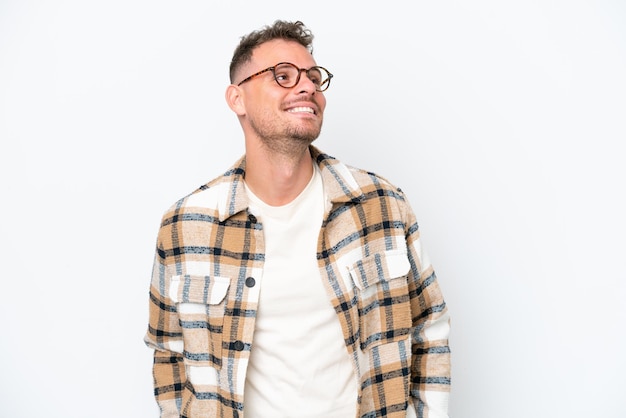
[{"left": 236, "top": 39, "right": 327, "bottom": 150}]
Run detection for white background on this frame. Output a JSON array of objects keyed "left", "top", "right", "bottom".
[{"left": 1, "top": 1, "right": 625, "bottom": 417}]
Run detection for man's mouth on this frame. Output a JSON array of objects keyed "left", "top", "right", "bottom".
[{"left": 287, "top": 106, "right": 315, "bottom": 114}]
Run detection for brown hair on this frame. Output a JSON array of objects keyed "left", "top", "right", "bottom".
[{"left": 229, "top": 20, "right": 314, "bottom": 83}]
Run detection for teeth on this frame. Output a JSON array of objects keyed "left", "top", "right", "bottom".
[{"left": 288, "top": 107, "right": 314, "bottom": 114}]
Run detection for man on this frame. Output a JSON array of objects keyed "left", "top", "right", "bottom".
[{"left": 144, "top": 20, "right": 451, "bottom": 418}]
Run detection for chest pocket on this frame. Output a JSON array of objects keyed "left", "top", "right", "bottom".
[
  {"left": 169, "top": 274, "right": 230, "bottom": 369},
  {"left": 348, "top": 251, "right": 412, "bottom": 350}
]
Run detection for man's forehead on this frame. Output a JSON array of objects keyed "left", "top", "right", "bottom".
[{"left": 249, "top": 39, "right": 316, "bottom": 68}]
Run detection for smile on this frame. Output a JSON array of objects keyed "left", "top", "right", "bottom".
[{"left": 287, "top": 106, "right": 315, "bottom": 114}]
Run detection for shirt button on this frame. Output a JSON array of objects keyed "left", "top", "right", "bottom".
[
  {"left": 233, "top": 340, "right": 245, "bottom": 351},
  {"left": 245, "top": 277, "right": 256, "bottom": 288},
  {"left": 248, "top": 214, "right": 257, "bottom": 223}
]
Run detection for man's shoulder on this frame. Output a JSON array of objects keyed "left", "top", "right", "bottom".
[
  {"left": 315, "top": 147, "right": 400, "bottom": 187},
  {"left": 333, "top": 158, "right": 407, "bottom": 198},
  {"left": 346, "top": 164, "right": 401, "bottom": 191},
  {"left": 162, "top": 165, "right": 244, "bottom": 218}
]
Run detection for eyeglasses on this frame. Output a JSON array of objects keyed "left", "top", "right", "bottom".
[{"left": 237, "top": 62, "right": 333, "bottom": 92}]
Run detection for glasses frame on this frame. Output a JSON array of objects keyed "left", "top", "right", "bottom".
[{"left": 237, "top": 62, "right": 333, "bottom": 92}]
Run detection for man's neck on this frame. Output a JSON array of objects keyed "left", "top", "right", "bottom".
[{"left": 244, "top": 142, "right": 315, "bottom": 206}]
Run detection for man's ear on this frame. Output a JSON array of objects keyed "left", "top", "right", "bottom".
[{"left": 225, "top": 84, "right": 246, "bottom": 116}]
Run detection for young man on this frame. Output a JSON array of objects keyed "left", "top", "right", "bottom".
[{"left": 145, "top": 20, "right": 451, "bottom": 418}]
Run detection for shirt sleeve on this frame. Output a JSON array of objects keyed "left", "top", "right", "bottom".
[
  {"left": 144, "top": 234, "right": 186, "bottom": 417},
  {"left": 402, "top": 196, "right": 451, "bottom": 417}
]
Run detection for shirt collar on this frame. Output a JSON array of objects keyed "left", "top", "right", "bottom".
[{"left": 216, "top": 146, "right": 365, "bottom": 222}]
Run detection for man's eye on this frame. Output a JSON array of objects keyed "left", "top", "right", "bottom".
[
  {"left": 308, "top": 70, "right": 322, "bottom": 86},
  {"left": 275, "top": 72, "right": 291, "bottom": 82}
]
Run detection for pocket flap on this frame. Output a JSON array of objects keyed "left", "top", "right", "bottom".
[
  {"left": 169, "top": 274, "right": 230, "bottom": 304},
  {"left": 348, "top": 250, "right": 411, "bottom": 290}
]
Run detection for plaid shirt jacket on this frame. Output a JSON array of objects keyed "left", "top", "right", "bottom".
[{"left": 145, "top": 147, "right": 451, "bottom": 418}]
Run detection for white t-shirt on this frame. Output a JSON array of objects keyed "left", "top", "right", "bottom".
[{"left": 243, "top": 165, "right": 358, "bottom": 418}]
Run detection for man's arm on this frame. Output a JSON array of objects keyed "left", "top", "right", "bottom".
[
  {"left": 144, "top": 246, "right": 186, "bottom": 417},
  {"left": 403, "top": 199, "right": 451, "bottom": 418}
]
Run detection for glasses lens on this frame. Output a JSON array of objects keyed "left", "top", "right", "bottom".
[
  {"left": 274, "top": 63, "right": 299, "bottom": 88},
  {"left": 307, "top": 67, "right": 324, "bottom": 91},
  {"left": 311, "top": 67, "right": 331, "bottom": 91},
  {"left": 273, "top": 63, "right": 331, "bottom": 91}
]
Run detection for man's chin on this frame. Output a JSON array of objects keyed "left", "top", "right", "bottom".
[{"left": 287, "top": 127, "right": 321, "bottom": 144}]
